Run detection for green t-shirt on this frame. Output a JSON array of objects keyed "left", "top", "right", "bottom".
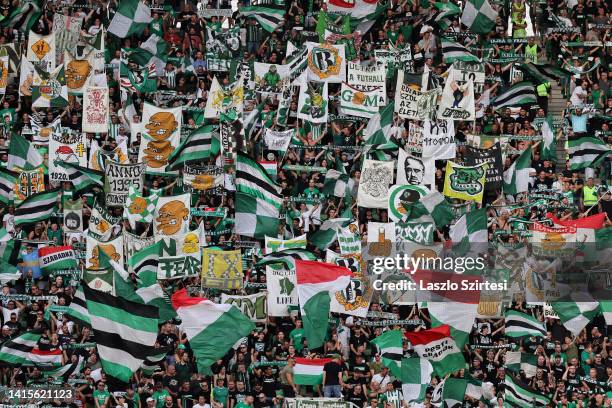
[
  {"left": 235, "top": 402, "right": 252, "bottom": 408},
  {"left": 149, "top": 18, "right": 164, "bottom": 36},
  {"left": 153, "top": 389, "right": 171, "bottom": 408},
  {"left": 264, "top": 72, "right": 281, "bottom": 87},
  {"left": 303, "top": 187, "right": 320, "bottom": 198},
  {"left": 213, "top": 386, "right": 229, "bottom": 407},
  {"left": 93, "top": 390, "right": 110, "bottom": 407},
  {"left": 290, "top": 327, "right": 305, "bottom": 351}
]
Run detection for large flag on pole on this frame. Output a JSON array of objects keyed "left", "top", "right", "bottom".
[
  {"left": 83, "top": 285, "right": 159, "bottom": 382},
  {"left": 461, "top": 0, "right": 498, "bottom": 34},
  {"left": 108, "top": 0, "right": 152, "bottom": 38},
  {"left": 296, "top": 260, "right": 352, "bottom": 350},
  {"left": 171, "top": 288, "right": 255, "bottom": 374},
  {"left": 404, "top": 325, "right": 465, "bottom": 376},
  {"left": 370, "top": 330, "right": 404, "bottom": 377}
]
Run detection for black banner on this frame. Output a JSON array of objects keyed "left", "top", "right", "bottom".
[{"left": 464, "top": 142, "right": 503, "bottom": 190}]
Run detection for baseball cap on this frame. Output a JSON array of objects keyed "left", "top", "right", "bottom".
[{"left": 147, "top": 398, "right": 155, "bottom": 403}]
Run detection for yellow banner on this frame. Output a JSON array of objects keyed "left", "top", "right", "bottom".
[{"left": 201, "top": 249, "right": 243, "bottom": 290}]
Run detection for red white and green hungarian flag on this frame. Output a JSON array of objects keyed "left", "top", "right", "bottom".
[
  {"left": 293, "top": 357, "right": 332, "bottom": 385},
  {"left": 296, "top": 260, "right": 352, "bottom": 349},
  {"left": 404, "top": 325, "right": 465, "bottom": 377},
  {"left": 171, "top": 288, "right": 255, "bottom": 374},
  {"left": 39, "top": 246, "right": 77, "bottom": 272}
]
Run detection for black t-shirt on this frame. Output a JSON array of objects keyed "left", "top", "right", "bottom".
[
  {"left": 158, "top": 333, "right": 179, "bottom": 353},
  {"left": 347, "top": 390, "right": 366, "bottom": 407},
  {"left": 323, "top": 362, "right": 343, "bottom": 386},
  {"left": 163, "top": 374, "right": 181, "bottom": 394},
  {"left": 261, "top": 375, "right": 278, "bottom": 398}
]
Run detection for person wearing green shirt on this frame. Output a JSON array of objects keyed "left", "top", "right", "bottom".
[
  {"left": 212, "top": 379, "right": 229, "bottom": 408},
  {"left": 149, "top": 12, "right": 164, "bottom": 36},
  {"left": 303, "top": 180, "right": 320, "bottom": 198},
  {"left": 93, "top": 382, "right": 111, "bottom": 408},
  {"left": 263, "top": 65, "right": 281, "bottom": 89},
  {"left": 289, "top": 319, "right": 305, "bottom": 352},
  {"left": 152, "top": 382, "right": 171, "bottom": 408},
  {"left": 235, "top": 395, "right": 254, "bottom": 408}
]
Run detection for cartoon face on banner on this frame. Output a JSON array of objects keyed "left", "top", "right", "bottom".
[
  {"left": 143, "top": 112, "right": 178, "bottom": 169},
  {"left": 387, "top": 184, "right": 431, "bottom": 222},
  {"left": 65, "top": 57, "right": 92, "bottom": 90},
  {"left": 156, "top": 200, "right": 189, "bottom": 236},
  {"left": 88, "top": 243, "right": 120, "bottom": 269}
]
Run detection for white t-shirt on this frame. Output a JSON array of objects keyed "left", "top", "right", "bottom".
[
  {"left": 372, "top": 373, "right": 392, "bottom": 388},
  {"left": 570, "top": 86, "right": 587, "bottom": 106}
]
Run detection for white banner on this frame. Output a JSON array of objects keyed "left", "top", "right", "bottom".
[
  {"left": 254, "top": 62, "right": 290, "bottom": 94},
  {"left": 52, "top": 14, "right": 83, "bottom": 66},
  {"left": 64, "top": 50, "right": 94, "bottom": 95},
  {"left": 139, "top": 103, "right": 182, "bottom": 174},
  {"left": 347, "top": 62, "right": 386, "bottom": 103},
  {"left": 306, "top": 42, "right": 346, "bottom": 83},
  {"left": 339, "top": 82, "right": 380, "bottom": 118},
  {"left": 266, "top": 265, "right": 298, "bottom": 317},
  {"left": 82, "top": 86, "right": 109, "bottom": 133},
  {"left": 263, "top": 129, "right": 294, "bottom": 151},
  {"left": 437, "top": 70, "right": 475, "bottom": 121},
  {"left": 326, "top": 250, "right": 370, "bottom": 317},
  {"left": 422, "top": 119, "right": 456, "bottom": 160},
  {"left": 85, "top": 234, "right": 124, "bottom": 270},
  {"left": 297, "top": 81, "right": 329, "bottom": 123},
  {"left": 48, "top": 132, "right": 87, "bottom": 184},
  {"left": 357, "top": 159, "right": 394, "bottom": 209},
  {"left": 221, "top": 292, "right": 268, "bottom": 322},
  {"left": 27, "top": 31, "right": 56, "bottom": 72},
  {"left": 265, "top": 234, "right": 307, "bottom": 254},
  {"left": 154, "top": 194, "right": 191, "bottom": 242},
  {"left": 397, "top": 148, "right": 435, "bottom": 188},
  {"left": 104, "top": 161, "right": 145, "bottom": 206},
  {"left": 124, "top": 231, "right": 155, "bottom": 272}
]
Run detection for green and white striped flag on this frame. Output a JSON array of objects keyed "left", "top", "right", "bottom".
[
  {"left": 255, "top": 248, "right": 317, "bottom": 270},
  {"left": 504, "top": 310, "right": 546, "bottom": 338},
  {"left": 371, "top": 330, "right": 404, "bottom": 377},
  {"left": 505, "top": 351, "right": 538, "bottom": 378},
  {"left": 491, "top": 82, "right": 537, "bottom": 109},
  {"left": 14, "top": 188, "right": 59, "bottom": 226},
  {"left": 401, "top": 357, "right": 433, "bottom": 404},
  {"left": 432, "top": 1, "right": 461, "bottom": 30},
  {"left": 449, "top": 207, "right": 487, "bottom": 245},
  {"left": 238, "top": 3, "right": 286, "bottom": 33},
  {"left": 438, "top": 377, "right": 482, "bottom": 407},
  {"left": 309, "top": 218, "right": 351, "bottom": 251},
  {"left": 128, "top": 241, "right": 161, "bottom": 282},
  {"left": 403, "top": 191, "right": 454, "bottom": 228},
  {"left": 57, "top": 161, "right": 104, "bottom": 196},
  {"left": 568, "top": 134, "right": 611, "bottom": 171},
  {"left": 441, "top": 38, "right": 480, "bottom": 63},
  {"left": 427, "top": 301, "right": 478, "bottom": 348},
  {"left": 540, "top": 117, "right": 556, "bottom": 161},
  {"left": 0, "top": 331, "right": 43, "bottom": 366},
  {"left": 83, "top": 285, "right": 159, "bottom": 382},
  {"left": 461, "top": 0, "right": 498, "bottom": 34},
  {"left": 124, "top": 34, "right": 168, "bottom": 71},
  {"left": 0, "top": 0, "right": 41, "bottom": 32},
  {"left": 235, "top": 152, "right": 283, "bottom": 239},
  {"left": 108, "top": 0, "right": 152, "bottom": 38},
  {"left": 7, "top": 133, "right": 44, "bottom": 170},
  {"left": 322, "top": 169, "right": 349, "bottom": 198},
  {"left": 167, "top": 124, "right": 220, "bottom": 171},
  {"left": 364, "top": 102, "right": 395, "bottom": 145},
  {"left": 0, "top": 168, "right": 17, "bottom": 205},
  {"left": 503, "top": 148, "right": 534, "bottom": 195},
  {"left": 65, "top": 286, "right": 90, "bottom": 327},
  {"left": 504, "top": 375, "right": 550, "bottom": 407},
  {"left": 551, "top": 293, "right": 600, "bottom": 336}
]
